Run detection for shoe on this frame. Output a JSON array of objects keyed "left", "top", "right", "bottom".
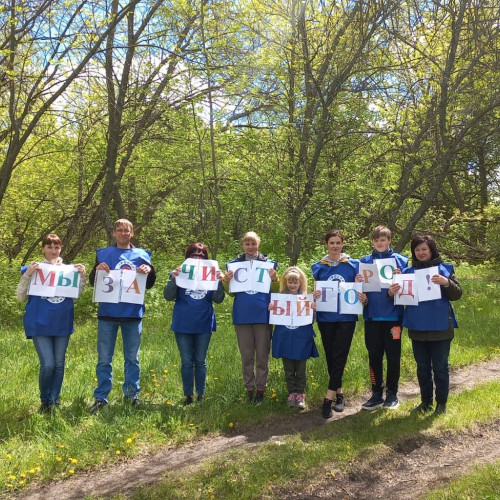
[
  {"left": 89, "top": 399, "right": 107, "bottom": 414},
  {"left": 333, "top": 393, "right": 344, "bottom": 413},
  {"left": 197, "top": 395, "right": 204, "bottom": 403},
  {"left": 296, "top": 393, "right": 306, "bottom": 409},
  {"left": 38, "top": 403, "right": 53, "bottom": 414},
  {"left": 287, "top": 393, "right": 297, "bottom": 407},
  {"left": 412, "top": 401, "right": 434, "bottom": 413},
  {"left": 255, "top": 390, "right": 265, "bottom": 405},
  {"left": 246, "top": 391, "right": 254, "bottom": 403},
  {"left": 383, "top": 391, "right": 400, "bottom": 410},
  {"left": 435, "top": 403, "right": 446, "bottom": 415},
  {"left": 322, "top": 398, "right": 333, "bottom": 419},
  {"left": 183, "top": 396, "right": 193, "bottom": 406},
  {"left": 131, "top": 397, "right": 141, "bottom": 407},
  {"left": 361, "top": 392, "right": 384, "bottom": 411}
]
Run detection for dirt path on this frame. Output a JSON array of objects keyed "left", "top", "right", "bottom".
[{"left": 16, "top": 358, "right": 500, "bottom": 500}]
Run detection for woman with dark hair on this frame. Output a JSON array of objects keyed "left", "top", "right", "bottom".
[
  {"left": 388, "top": 234, "right": 462, "bottom": 415},
  {"left": 311, "top": 229, "right": 367, "bottom": 418},
  {"left": 164, "top": 243, "right": 224, "bottom": 405},
  {"left": 16, "top": 234, "right": 86, "bottom": 413}
]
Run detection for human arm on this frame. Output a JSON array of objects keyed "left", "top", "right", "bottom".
[
  {"left": 16, "top": 262, "right": 38, "bottom": 302},
  {"left": 441, "top": 273, "right": 462, "bottom": 301},
  {"left": 213, "top": 279, "right": 225, "bottom": 304}
]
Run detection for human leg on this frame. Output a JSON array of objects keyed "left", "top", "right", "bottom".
[
  {"left": 33, "top": 336, "right": 56, "bottom": 405},
  {"left": 384, "top": 323, "right": 402, "bottom": 395},
  {"left": 294, "top": 359, "right": 307, "bottom": 394},
  {"left": 94, "top": 320, "right": 119, "bottom": 402},
  {"left": 282, "top": 357, "right": 296, "bottom": 394},
  {"left": 235, "top": 324, "right": 256, "bottom": 391},
  {"left": 48, "top": 335, "right": 70, "bottom": 404},
  {"left": 121, "top": 320, "right": 142, "bottom": 400},
  {"left": 328, "top": 322, "right": 356, "bottom": 392},
  {"left": 175, "top": 332, "right": 195, "bottom": 397},
  {"left": 364, "top": 321, "right": 385, "bottom": 392},
  {"left": 193, "top": 333, "right": 211, "bottom": 397},
  {"left": 411, "top": 340, "right": 434, "bottom": 405},
  {"left": 253, "top": 324, "right": 271, "bottom": 391},
  {"left": 430, "top": 339, "right": 451, "bottom": 405}
]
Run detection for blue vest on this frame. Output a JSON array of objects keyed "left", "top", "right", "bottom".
[
  {"left": 171, "top": 287, "right": 217, "bottom": 334},
  {"left": 96, "top": 246, "right": 152, "bottom": 319},
  {"left": 360, "top": 251, "right": 409, "bottom": 321},
  {"left": 402, "top": 263, "right": 458, "bottom": 331},
  {"left": 21, "top": 266, "right": 74, "bottom": 338},
  {"left": 226, "top": 255, "right": 278, "bottom": 324},
  {"left": 272, "top": 323, "right": 319, "bottom": 360},
  {"left": 311, "top": 258, "right": 360, "bottom": 322}
]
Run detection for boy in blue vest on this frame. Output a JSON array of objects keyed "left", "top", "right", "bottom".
[
  {"left": 88, "top": 219, "right": 156, "bottom": 413},
  {"left": 358, "top": 226, "right": 408, "bottom": 410}
]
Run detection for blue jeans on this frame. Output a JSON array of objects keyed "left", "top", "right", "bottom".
[
  {"left": 411, "top": 339, "right": 451, "bottom": 405},
  {"left": 94, "top": 319, "right": 142, "bottom": 402},
  {"left": 32, "top": 335, "right": 70, "bottom": 405},
  {"left": 174, "top": 332, "right": 212, "bottom": 397}
]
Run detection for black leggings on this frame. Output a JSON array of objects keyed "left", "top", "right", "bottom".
[{"left": 317, "top": 321, "right": 356, "bottom": 391}]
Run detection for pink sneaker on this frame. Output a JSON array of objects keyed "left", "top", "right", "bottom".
[
  {"left": 287, "top": 393, "right": 297, "bottom": 407},
  {"left": 296, "top": 393, "right": 306, "bottom": 409}
]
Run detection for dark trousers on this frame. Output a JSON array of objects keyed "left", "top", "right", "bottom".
[
  {"left": 317, "top": 321, "right": 356, "bottom": 391},
  {"left": 411, "top": 339, "right": 451, "bottom": 405},
  {"left": 282, "top": 358, "right": 307, "bottom": 393},
  {"left": 364, "top": 321, "right": 401, "bottom": 394}
]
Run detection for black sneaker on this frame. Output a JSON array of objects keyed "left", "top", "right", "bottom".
[
  {"left": 412, "top": 401, "right": 434, "bottom": 413},
  {"left": 183, "top": 396, "right": 193, "bottom": 406},
  {"left": 255, "top": 390, "right": 265, "bottom": 405},
  {"left": 322, "top": 398, "right": 333, "bottom": 419},
  {"left": 434, "top": 403, "right": 446, "bottom": 415},
  {"left": 383, "top": 391, "right": 400, "bottom": 410},
  {"left": 89, "top": 399, "right": 107, "bottom": 414},
  {"left": 131, "top": 397, "right": 141, "bottom": 407},
  {"left": 333, "top": 393, "right": 345, "bottom": 413},
  {"left": 361, "top": 392, "right": 384, "bottom": 411},
  {"left": 197, "top": 395, "right": 204, "bottom": 403}
]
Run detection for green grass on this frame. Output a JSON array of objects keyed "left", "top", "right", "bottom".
[{"left": 1, "top": 262, "right": 499, "bottom": 497}]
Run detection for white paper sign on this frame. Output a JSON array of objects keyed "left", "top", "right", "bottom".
[
  {"left": 393, "top": 274, "right": 419, "bottom": 306},
  {"left": 415, "top": 266, "right": 442, "bottom": 302},
  {"left": 339, "top": 282, "right": 363, "bottom": 315},
  {"left": 359, "top": 263, "right": 381, "bottom": 292},
  {"left": 314, "top": 280, "right": 339, "bottom": 312},
  {"left": 227, "top": 260, "right": 273, "bottom": 294},
  {"left": 374, "top": 258, "right": 397, "bottom": 288},
  {"left": 28, "top": 263, "right": 81, "bottom": 298},
  {"left": 93, "top": 269, "right": 147, "bottom": 304},
  {"left": 175, "top": 258, "right": 220, "bottom": 291},
  {"left": 269, "top": 293, "right": 314, "bottom": 327}
]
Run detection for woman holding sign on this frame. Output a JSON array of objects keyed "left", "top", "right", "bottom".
[
  {"left": 223, "top": 231, "right": 278, "bottom": 405},
  {"left": 389, "top": 234, "right": 461, "bottom": 415},
  {"left": 164, "top": 242, "right": 224, "bottom": 405},
  {"left": 311, "top": 229, "right": 367, "bottom": 418},
  {"left": 16, "top": 234, "right": 86, "bottom": 413}
]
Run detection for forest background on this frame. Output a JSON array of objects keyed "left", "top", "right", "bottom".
[{"left": 1, "top": 0, "right": 499, "bottom": 268}]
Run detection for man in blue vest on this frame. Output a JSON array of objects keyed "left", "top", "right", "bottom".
[{"left": 88, "top": 219, "right": 156, "bottom": 413}]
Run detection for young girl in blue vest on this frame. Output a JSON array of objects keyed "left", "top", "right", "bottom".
[
  {"left": 389, "top": 234, "right": 462, "bottom": 415},
  {"left": 16, "top": 234, "right": 86, "bottom": 413},
  {"left": 270, "top": 266, "right": 319, "bottom": 409}
]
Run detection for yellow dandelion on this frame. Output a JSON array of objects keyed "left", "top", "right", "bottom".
[
  {"left": 39, "top": 451, "right": 45, "bottom": 458},
  {"left": 70, "top": 458, "right": 78, "bottom": 464},
  {"left": 6, "top": 453, "right": 12, "bottom": 459},
  {"left": 68, "top": 469, "right": 75, "bottom": 474},
  {"left": 166, "top": 401, "right": 172, "bottom": 406},
  {"left": 210, "top": 355, "right": 214, "bottom": 359},
  {"left": 228, "top": 422, "right": 234, "bottom": 428},
  {"left": 477, "top": 307, "right": 483, "bottom": 311},
  {"left": 20, "top": 473, "right": 26, "bottom": 478},
  {"left": 35, "top": 466, "right": 41, "bottom": 471},
  {"left": 19, "top": 480, "right": 25, "bottom": 485},
  {"left": 56, "top": 444, "right": 65, "bottom": 448},
  {"left": 56, "top": 457, "right": 62, "bottom": 462},
  {"left": 29, "top": 469, "right": 36, "bottom": 474},
  {"left": 163, "top": 369, "right": 168, "bottom": 373},
  {"left": 9, "top": 475, "right": 16, "bottom": 480},
  {"left": 346, "top": 445, "right": 351, "bottom": 450},
  {"left": 6, "top": 484, "right": 13, "bottom": 488},
  {"left": 189, "top": 423, "right": 195, "bottom": 427},
  {"left": 116, "top": 450, "right": 121, "bottom": 455},
  {"left": 213, "top": 377, "right": 219, "bottom": 380},
  {"left": 126, "top": 438, "right": 133, "bottom": 444}
]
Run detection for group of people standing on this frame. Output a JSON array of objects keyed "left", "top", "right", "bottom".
[{"left": 17, "top": 222, "right": 462, "bottom": 419}]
